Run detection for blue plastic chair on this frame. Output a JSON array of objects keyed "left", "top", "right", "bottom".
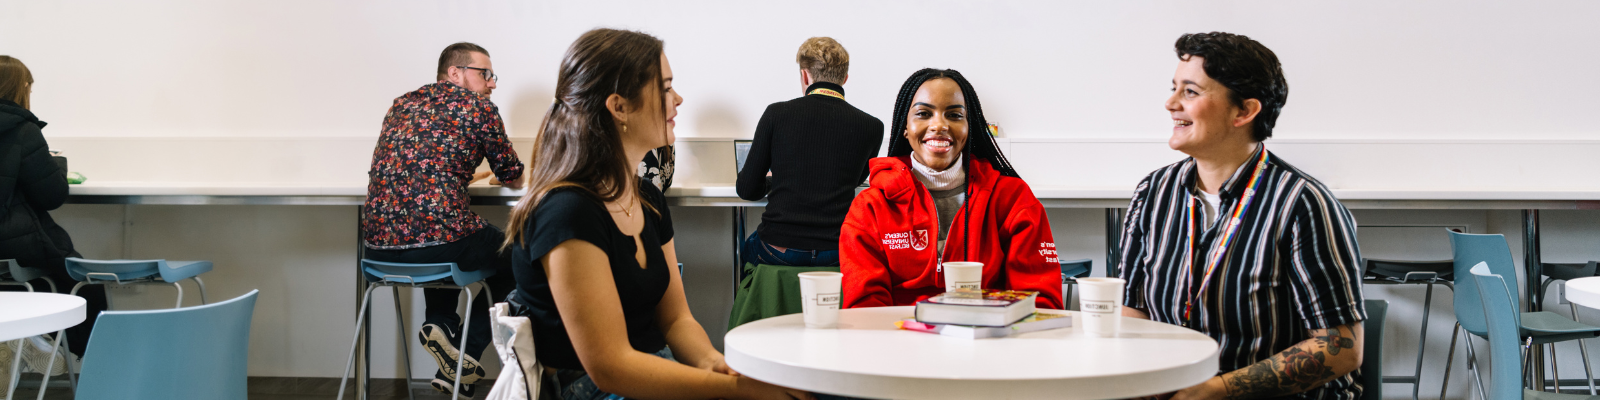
[
  {"left": 1471, "top": 264, "right": 1600, "bottom": 399},
  {"left": 1, "top": 259, "right": 77, "bottom": 400},
  {"left": 1362, "top": 299, "right": 1388, "bottom": 400},
  {"left": 64, "top": 257, "right": 212, "bottom": 308},
  {"left": 72, "top": 289, "right": 258, "bottom": 400},
  {"left": 337, "top": 260, "right": 497, "bottom": 400},
  {"left": 1059, "top": 259, "right": 1092, "bottom": 310},
  {"left": 1445, "top": 231, "right": 1600, "bottom": 398}
]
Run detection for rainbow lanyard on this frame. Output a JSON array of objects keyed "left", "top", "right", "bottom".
[
  {"left": 1182, "top": 148, "right": 1270, "bottom": 323},
  {"left": 808, "top": 87, "right": 844, "bottom": 100}
]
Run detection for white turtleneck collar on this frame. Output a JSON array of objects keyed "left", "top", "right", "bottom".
[{"left": 911, "top": 154, "right": 965, "bottom": 191}]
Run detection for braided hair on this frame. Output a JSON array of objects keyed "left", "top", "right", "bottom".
[{"left": 886, "top": 68, "right": 1019, "bottom": 178}]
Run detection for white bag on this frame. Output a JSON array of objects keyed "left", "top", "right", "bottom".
[{"left": 485, "top": 302, "right": 541, "bottom": 400}]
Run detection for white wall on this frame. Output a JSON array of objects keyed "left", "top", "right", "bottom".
[{"left": 6, "top": 1, "right": 1600, "bottom": 143}]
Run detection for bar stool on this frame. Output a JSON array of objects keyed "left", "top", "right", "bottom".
[
  {"left": 1059, "top": 259, "right": 1092, "bottom": 310},
  {"left": 1361, "top": 258, "right": 1453, "bottom": 400},
  {"left": 63, "top": 257, "right": 212, "bottom": 308},
  {"left": 1, "top": 260, "right": 77, "bottom": 399},
  {"left": 337, "top": 260, "right": 496, "bottom": 400}
]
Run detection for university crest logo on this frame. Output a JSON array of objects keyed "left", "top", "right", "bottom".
[{"left": 910, "top": 229, "right": 930, "bottom": 251}]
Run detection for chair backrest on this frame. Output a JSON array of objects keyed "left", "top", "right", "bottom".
[
  {"left": 1359, "top": 299, "right": 1387, "bottom": 400},
  {"left": 76, "top": 289, "right": 259, "bottom": 400},
  {"left": 1059, "top": 259, "right": 1092, "bottom": 284},
  {"left": 64, "top": 257, "right": 166, "bottom": 282},
  {"left": 1470, "top": 263, "right": 1526, "bottom": 400},
  {"left": 1447, "top": 231, "right": 1521, "bottom": 335},
  {"left": 1, "top": 259, "right": 49, "bottom": 283}
]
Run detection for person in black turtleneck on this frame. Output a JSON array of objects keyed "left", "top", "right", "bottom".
[{"left": 736, "top": 37, "right": 883, "bottom": 271}]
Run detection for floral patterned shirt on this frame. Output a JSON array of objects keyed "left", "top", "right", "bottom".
[{"left": 362, "top": 82, "right": 523, "bottom": 250}]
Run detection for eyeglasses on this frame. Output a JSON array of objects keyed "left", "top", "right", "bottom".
[{"left": 455, "top": 66, "right": 498, "bottom": 83}]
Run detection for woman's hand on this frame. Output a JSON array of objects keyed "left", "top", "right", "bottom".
[
  {"left": 695, "top": 353, "right": 735, "bottom": 376},
  {"left": 735, "top": 376, "right": 813, "bottom": 400}
]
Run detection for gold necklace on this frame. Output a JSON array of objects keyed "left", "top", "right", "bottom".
[{"left": 613, "top": 194, "right": 635, "bottom": 218}]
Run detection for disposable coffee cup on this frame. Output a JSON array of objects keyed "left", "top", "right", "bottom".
[
  {"left": 1076, "top": 277, "right": 1126, "bottom": 337},
  {"left": 798, "top": 271, "right": 843, "bottom": 329},
  {"left": 943, "top": 262, "right": 984, "bottom": 293}
]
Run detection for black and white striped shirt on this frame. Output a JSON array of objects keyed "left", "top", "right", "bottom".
[{"left": 1117, "top": 147, "right": 1367, "bottom": 400}]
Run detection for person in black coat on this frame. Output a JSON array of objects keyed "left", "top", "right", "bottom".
[{"left": 0, "top": 56, "right": 105, "bottom": 358}]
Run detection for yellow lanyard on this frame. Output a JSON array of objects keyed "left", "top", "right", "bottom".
[{"left": 808, "top": 88, "right": 844, "bottom": 100}]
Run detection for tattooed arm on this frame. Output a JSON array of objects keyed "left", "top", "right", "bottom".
[{"left": 1167, "top": 323, "right": 1364, "bottom": 400}]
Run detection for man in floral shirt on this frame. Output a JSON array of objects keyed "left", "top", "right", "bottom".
[{"left": 361, "top": 42, "right": 522, "bottom": 397}]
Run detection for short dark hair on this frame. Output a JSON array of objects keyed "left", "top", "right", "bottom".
[
  {"left": 437, "top": 42, "right": 489, "bottom": 81},
  {"left": 1174, "top": 32, "right": 1287, "bottom": 142}
]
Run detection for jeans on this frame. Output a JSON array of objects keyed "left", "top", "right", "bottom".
[
  {"left": 556, "top": 347, "right": 675, "bottom": 400},
  {"left": 363, "top": 225, "right": 515, "bottom": 362},
  {"left": 740, "top": 232, "right": 838, "bottom": 280}
]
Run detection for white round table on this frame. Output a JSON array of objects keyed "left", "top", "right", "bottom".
[
  {"left": 0, "top": 292, "right": 85, "bottom": 342},
  {"left": 725, "top": 306, "right": 1220, "bottom": 399},
  {"left": 1567, "top": 277, "right": 1600, "bottom": 310}
]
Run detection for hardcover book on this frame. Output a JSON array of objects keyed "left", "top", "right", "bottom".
[{"left": 913, "top": 289, "right": 1038, "bottom": 327}]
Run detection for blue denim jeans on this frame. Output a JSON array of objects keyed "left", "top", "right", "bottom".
[
  {"left": 557, "top": 347, "right": 675, "bottom": 400},
  {"left": 740, "top": 232, "right": 839, "bottom": 280}
]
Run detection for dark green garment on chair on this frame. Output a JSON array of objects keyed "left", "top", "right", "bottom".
[{"left": 727, "top": 263, "right": 841, "bottom": 330}]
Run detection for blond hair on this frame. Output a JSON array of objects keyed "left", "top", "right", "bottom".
[
  {"left": 0, "top": 56, "right": 33, "bottom": 109},
  {"left": 795, "top": 37, "right": 848, "bottom": 84}
]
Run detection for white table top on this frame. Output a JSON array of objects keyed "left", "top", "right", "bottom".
[
  {"left": 724, "top": 306, "right": 1220, "bottom": 399},
  {"left": 0, "top": 293, "right": 86, "bottom": 342},
  {"left": 1567, "top": 277, "right": 1600, "bottom": 310}
]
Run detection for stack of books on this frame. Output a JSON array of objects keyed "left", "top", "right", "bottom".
[{"left": 897, "top": 289, "right": 1072, "bottom": 339}]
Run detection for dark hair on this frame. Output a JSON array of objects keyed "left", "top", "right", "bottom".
[
  {"left": 886, "top": 68, "right": 1019, "bottom": 178},
  {"left": 505, "top": 28, "right": 666, "bottom": 249},
  {"left": 0, "top": 56, "right": 33, "bottom": 109},
  {"left": 1174, "top": 32, "right": 1288, "bottom": 142},
  {"left": 436, "top": 42, "right": 490, "bottom": 81}
]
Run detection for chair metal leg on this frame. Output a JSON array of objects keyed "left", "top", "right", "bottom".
[
  {"left": 7, "top": 339, "right": 23, "bottom": 400},
  {"left": 191, "top": 276, "right": 209, "bottom": 305},
  {"left": 1551, "top": 343, "right": 1562, "bottom": 393},
  {"left": 1407, "top": 281, "right": 1436, "bottom": 400},
  {"left": 337, "top": 284, "right": 379, "bottom": 400},
  {"left": 1464, "top": 329, "right": 1489, "bottom": 400},
  {"left": 453, "top": 287, "right": 474, "bottom": 399},
  {"left": 1065, "top": 283, "right": 1076, "bottom": 311},
  {"left": 391, "top": 287, "right": 416, "bottom": 400},
  {"left": 1441, "top": 323, "right": 1460, "bottom": 400},
  {"left": 1568, "top": 302, "right": 1599, "bottom": 395},
  {"left": 170, "top": 281, "right": 184, "bottom": 308},
  {"left": 59, "top": 339, "right": 75, "bottom": 395}
]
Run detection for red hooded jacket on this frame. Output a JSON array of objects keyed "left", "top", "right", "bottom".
[{"left": 840, "top": 156, "right": 1063, "bottom": 309}]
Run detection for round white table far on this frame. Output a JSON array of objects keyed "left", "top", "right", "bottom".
[
  {"left": 724, "top": 306, "right": 1220, "bottom": 399},
  {"left": 0, "top": 293, "right": 86, "bottom": 342},
  {"left": 1567, "top": 277, "right": 1600, "bottom": 310}
]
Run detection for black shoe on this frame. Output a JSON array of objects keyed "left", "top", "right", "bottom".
[
  {"left": 418, "top": 323, "right": 486, "bottom": 384},
  {"left": 430, "top": 370, "right": 476, "bottom": 400}
]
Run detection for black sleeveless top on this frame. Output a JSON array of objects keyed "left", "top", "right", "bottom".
[{"left": 510, "top": 178, "right": 673, "bottom": 371}]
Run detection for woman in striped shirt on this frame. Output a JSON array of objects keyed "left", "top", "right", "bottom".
[{"left": 1119, "top": 32, "right": 1367, "bottom": 400}]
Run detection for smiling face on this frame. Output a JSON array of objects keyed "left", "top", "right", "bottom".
[
  {"left": 619, "top": 53, "right": 682, "bottom": 152},
  {"left": 1166, "top": 56, "right": 1258, "bottom": 157},
  {"left": 903, "top": 77, "right": 968, "bottom": 171}
]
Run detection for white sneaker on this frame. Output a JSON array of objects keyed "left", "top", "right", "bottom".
[{"left": 19, "top": 336, "right": 66, "bottom": 376}]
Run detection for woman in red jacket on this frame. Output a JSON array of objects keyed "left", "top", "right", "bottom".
[{"left": 840, "top": 68, "right": 1062, "bottom": 310}]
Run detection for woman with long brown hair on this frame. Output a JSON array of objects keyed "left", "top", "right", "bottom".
[
  {"left": 0, "top": 55, "right": 101, "bottom": 389},
  {"left": 502, "top": 29, "right": 810, "bottom": 400}
]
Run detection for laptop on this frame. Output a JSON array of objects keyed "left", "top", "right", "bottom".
[{"left": 735, "top": 139, "right": 753, "bottom": 173}]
